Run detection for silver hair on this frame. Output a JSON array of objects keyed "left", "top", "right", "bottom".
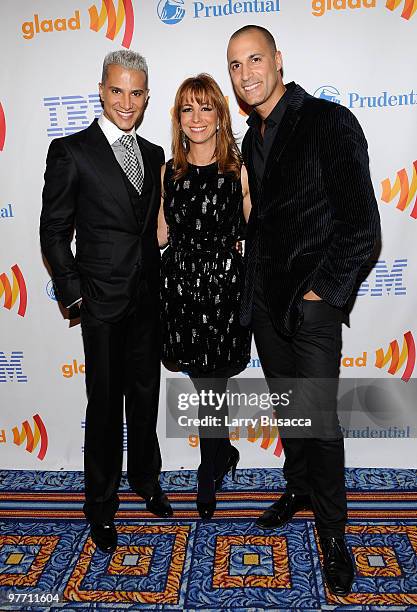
[{"left": 101, "top": 50, "right": 148, "bottom": 84}]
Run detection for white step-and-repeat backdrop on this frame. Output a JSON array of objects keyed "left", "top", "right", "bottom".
[{"left": 1, "top": 0, "right": 416, "bottom": 472}]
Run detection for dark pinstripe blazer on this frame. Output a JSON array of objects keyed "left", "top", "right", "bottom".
[
  {"left": 241, "top": 84, "right": 380, "bottom": 336},
  {"left": 40, "top": 120, "right": 164, "bottom": 322}
]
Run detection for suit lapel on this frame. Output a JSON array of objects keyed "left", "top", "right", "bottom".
[
  {"left": 81, "top": 120, "right": 137, "bottom": 226},
  {"left": 244, "top": 130, "right": 256, "bottom": 182},
  {"left": 262, "top": 85, "right": 305, "bottom": 182}
]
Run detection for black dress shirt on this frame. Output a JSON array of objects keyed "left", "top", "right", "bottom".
[{"left": 247, "top": 82, "right": 296, "bottom": 185}]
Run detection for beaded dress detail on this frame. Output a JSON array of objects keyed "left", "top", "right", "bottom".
[{"left": 161, "top": 160, "right": 251, "bottom": 376}]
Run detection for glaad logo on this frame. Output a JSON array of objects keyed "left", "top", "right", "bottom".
[
  {"left": 314, "top": 85, "right": 417, "bottom": 109},
  {"left": 0, "top": 102, "right": 5, "bottom": 152},
  {"left": 342, "top": 352, "right": 368, "bottom": 368},
  {"left": 247, "top": 421, "right": 283, "bottom": 457},
  {"left": 189, "top": 420, "right": 283, "bottom": 456},
  {"left": 44, "top": 94, "right": 102, "bottom": 138},
  {"left": 62, "top": 359, "right": 85, "bottom": 378},
  {"left": 158, "top": 0, "right": 186, "bottom": 23},
  {"left": 0, "top": 265, "right": 27, "bottom": 317},
  {"left": 375, "top": 331, "right": 416, "bottom": 382},
  {"left": 381, "top": 160, "right": 417, "bottom": 219},
  {"left": 386, "top": 0, "right": 417, "bottom": 20},
  {"left": 0, "top": 352, "right": 27, "bottom": 383},
  {"left": 89, "top": 0, "right": 135, "bottom": 48},
  {"left": 22, "top": 2, "right": 135, "bottom": 48},
  {"left": 22, "top": 11, "right": 81, "bottom": 39},
  {"left": 11, "top": 414, "right": 48, "bottom": 461},
  {"left": 312, "top": 0, "right": 376, "bottom": 17},
  {"left": 358, "top": 258, "right": 407, "bottom": 297}
]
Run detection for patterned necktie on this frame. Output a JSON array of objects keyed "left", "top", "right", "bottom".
[{"left": 119, "top": 134, "right": 143, "bottom": 194}]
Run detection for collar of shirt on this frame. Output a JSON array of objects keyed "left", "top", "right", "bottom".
[
  {"left": 247, "top": 81, "right": 296, "bottom": 132},
  {"left": 97, "top": 113, "right": 137, "bottom": 146}
]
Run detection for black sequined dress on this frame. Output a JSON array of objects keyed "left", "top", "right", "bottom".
[{"left": 161, "top": 160, "right": 251, "bottom": 376}]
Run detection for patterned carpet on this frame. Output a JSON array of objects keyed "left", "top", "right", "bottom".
[{"left": 0, "top": 468, "right": 416, "bottom": 611}]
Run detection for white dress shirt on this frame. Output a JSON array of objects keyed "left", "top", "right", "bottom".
[{"left": 98, "top": 113, "right": 144, "bottom": 175}]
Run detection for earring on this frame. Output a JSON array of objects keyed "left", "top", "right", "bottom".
[
  {"left": 181, "top": 131, "right": 187, "bottom": 148},
  {"left": 216, "top": 123, "right": 220, "bottom": 132}
]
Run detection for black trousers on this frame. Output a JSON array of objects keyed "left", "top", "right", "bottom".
[
  {"left": 252, "top": 284, "right": 347, "bottom": 538},
  {"left": 80, "top": 278, "right": 162, "bottom": 523}
]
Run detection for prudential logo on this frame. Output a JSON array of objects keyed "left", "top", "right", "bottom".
[
  {"left": 314, "top": 84, "right": 417, "bottom": 110},
  {"left": 157, "top": 0, "right": 186, "bottom": 23},
  {"left": 313, "top": 86, "right": 341, "bottom": 104},
  {"left": 157, "top": 0, "right": 280, "bottom": 22}
]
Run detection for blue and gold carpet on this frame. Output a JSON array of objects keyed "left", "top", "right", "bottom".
[{"left": 0, "top": 468, "right": 416, "bottom": 610}]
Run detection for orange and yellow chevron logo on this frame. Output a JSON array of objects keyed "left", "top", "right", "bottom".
[
  {"left": 381, "top": 160, "right": 417, "bottom": 219},
  {"left": 386, "top": 0, "right": 417, "bottom": 19},
  {"left": 0, "top": 102, "right": 5, "bottom": 151},
  {"left": 375, "top": 331, "right": 416, "bottom": 382},
  {"left": 12, "top": 414, "right": 48, "bottom": 460},
  {"left": 0, "top": 264, "right": 27, "bottom": 317},
  {"left": 247, "top": 422, "right": 283, "bottom": 457},
  {"left": 89, "top": 0, "right": 134, "bottom": 48}
]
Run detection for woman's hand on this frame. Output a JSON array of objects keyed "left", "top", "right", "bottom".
[
  {"left": 241, "top": 164, "right": 252, "bottom": 222},
  {"left": 303, "top": 290, "right": 322, "bottom": 301},
  {"left": 157, "top": 164, "right": 169, "bottom": 248}
]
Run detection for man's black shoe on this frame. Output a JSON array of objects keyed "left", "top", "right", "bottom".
[
  {"left": 132, "top": 481, "right": 174, "bottom": 518},
  {"left": 256, "top": 492, "right": 311, "bottom": 529},
  {"left": 321, "top": 536, "right": 354, "bottom": 596},
  {"left": 145, "top": 491, "right": 173, "bottom": 517},
  {"left": 90, "top": 522, "right": 117, "bottom": 553}
]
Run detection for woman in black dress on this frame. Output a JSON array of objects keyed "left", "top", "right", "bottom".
[{"left": 158, "top": 74, "right": 251, "bottom": 519}]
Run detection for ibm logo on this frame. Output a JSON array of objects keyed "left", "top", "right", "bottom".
[
  {"left": 0, "top": 351, "right": 27, "bottom": 383},
  {"left": 44, "top": 94, "right": 102, "bottom": 138},
  {"left": 358, "top": 259, "right": 407, "bottom": 297}
]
